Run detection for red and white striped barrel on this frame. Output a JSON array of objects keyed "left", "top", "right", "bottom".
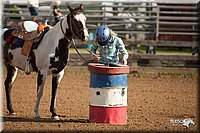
[{"left": 88, "top": 63, "right": 129, "bottom": 124}]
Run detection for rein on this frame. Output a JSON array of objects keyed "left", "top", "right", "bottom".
[{"left": 60, "top": 15, "right": 89, "bottom": 63}]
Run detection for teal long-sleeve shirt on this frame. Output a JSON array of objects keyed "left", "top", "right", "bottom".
[{"left": 90, "top": 35, "right": 129, "bottom": 64}]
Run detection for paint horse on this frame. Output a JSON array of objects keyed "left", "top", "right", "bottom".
[{"left": 2, "top": 4, "right": 88, "bottom": 120}]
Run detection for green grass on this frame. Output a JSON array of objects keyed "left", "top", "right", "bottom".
[
  {"left": 65, "top": 66, "right": 90, "bottom": 75},
  {"left": 135, "top": 46, "right": 192, "bottom": 55},
  {"left": 129, "top": 70, "right": 198, "bottom": 77},
  {"left": 70, "top": 46, "right": 193, "bottom": 55},
  {"left": 157, "top": 72, "right": 197, "bottom": 76}
]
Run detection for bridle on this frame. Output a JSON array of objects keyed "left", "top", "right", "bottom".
[
  {"left": 60, "top": 10, "right": 87, "bottom": 42},
  {"left": 68, "top": 12, "right": 88, "bottom": 37},
  {"left": 60, "top": 11, "right": 89, "bottom": 63}
]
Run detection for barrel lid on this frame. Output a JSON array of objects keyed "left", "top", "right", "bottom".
[{"left": 88, "top": 63, "right": 129, "bottom": 74}]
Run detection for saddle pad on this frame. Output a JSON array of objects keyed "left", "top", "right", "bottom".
[
  {"left": 12, "top": 38, "right": 24, "bottom": 47},
  {"left": 3, "top": 29, "right": 24, "bottom": 47},
  {"left": 3, "top": 28, "right": 15, "bottom": 42}
]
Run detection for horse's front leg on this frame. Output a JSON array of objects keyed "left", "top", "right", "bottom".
[
  {"left": 50, "top": 69, "right": 64, "bottom": 120},
  {"left": 4, "top": 64, "right": 18, "bottom": 115},
  {"left": 34, "top": 70, "right": 47, "bottom": 120}
]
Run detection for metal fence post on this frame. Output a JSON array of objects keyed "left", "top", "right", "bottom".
[{"left": 156, "top": 6, "right": 160, "bottom": 42}]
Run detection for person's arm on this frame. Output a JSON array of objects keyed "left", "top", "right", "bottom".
[
  {"left": 90, "top": 41, "right": 98, "bottom": 54},
  {"left": 90, "top": 42, "right": 100, "bottom": 61},
  {"left": 54, "top": 9, "right": 62, "bottom": 16},
  {"left": 53, "top": 6, "right": 63, "bottom": 16},
  {"left": 117, "top": 38, "right": 129, "bottom": 65}
]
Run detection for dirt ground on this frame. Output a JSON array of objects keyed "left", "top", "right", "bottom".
[{"left": 1, "top": 66, "right": 199, "bottom": 132}]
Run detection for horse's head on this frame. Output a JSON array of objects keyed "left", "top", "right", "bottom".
[{"left": 67, "top": 4, "right": 88, "bottom": 42}]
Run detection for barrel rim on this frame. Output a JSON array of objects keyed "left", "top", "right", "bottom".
[{"left": 88, "top": 63, "right": 129, "bottom": 74}]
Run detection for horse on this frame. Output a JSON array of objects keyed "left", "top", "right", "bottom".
[{"left": 2, "top": 4, "right": 89, "bottom": 120}]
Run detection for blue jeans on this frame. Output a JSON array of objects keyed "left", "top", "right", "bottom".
[{"left": 29, "top": 6, "right": 38, "bottom": 16}]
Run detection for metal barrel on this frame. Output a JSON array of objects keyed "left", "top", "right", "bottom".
[{"left": 88, "top": 63, "right": 129, "bottom": 124}]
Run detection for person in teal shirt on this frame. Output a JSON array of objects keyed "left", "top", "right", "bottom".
[{"left": 90, "top": 25, "right": 129, "bottom": 65}]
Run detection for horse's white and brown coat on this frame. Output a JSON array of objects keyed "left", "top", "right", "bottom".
[{"left": 3, "top": 4, "right": 88, "bottom": 120}]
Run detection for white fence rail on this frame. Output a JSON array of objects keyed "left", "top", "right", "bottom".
[
  {"left": 2, "top": 1, "right": 200, "bottom": 67},
  {"left": 3, "top": 2, "right": 198, "bottom": 42}
]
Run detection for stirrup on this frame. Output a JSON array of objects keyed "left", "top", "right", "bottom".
[{"left": 25, "top": 57, "right": 31, "bottom": 75}]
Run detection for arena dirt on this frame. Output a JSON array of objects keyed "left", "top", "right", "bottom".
[{"left": 1, "top": 66, "right": 199, "bottom": 132}]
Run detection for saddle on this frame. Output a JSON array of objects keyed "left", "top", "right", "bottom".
[{"left": 12, "top": 21, "right": 51, "bottom": 56}]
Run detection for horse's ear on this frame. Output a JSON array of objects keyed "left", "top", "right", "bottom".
[
  {"left": 67, "top": 4, "right": 74, "bottom": 12},
  {"left": 79, "top": 4, "right": 84, "bottom": 11}
]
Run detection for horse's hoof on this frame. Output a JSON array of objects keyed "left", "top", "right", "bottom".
[
  {"left": 52, "top": 116, "right": 59, "bottom": 121},
  {"left": 34, "top": 116, "right": 41, "bottom": 121},
  {"left": 25, "top": 72, "right": 31, "bottom": 75},
  {"left": 9, "top": 112, "right": 16, "bottom": 115}
]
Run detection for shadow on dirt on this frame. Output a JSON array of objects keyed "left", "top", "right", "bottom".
[{"left": 3, "top": 116, "right": 89, "bottom": 123}]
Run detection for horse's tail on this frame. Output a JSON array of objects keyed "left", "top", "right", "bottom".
[
  {"left": 2, "top": 28, "right": 9, "bottom": 46},
  {"left": 2, "top": 28, "right": 9, "bottom": 34},
  {"left": 2, "top": 28, "right": 14, "bottom": 60}
]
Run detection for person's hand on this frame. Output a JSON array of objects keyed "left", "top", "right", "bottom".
[
  {"left": 57, "top": 13, "right": 63, "bottom": 16},
  {"left": 93, "top": 55, "right": 100, "bottom": 62},
  {"left": 122, "top": 58, "right": 127, "bottom": 65}
]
